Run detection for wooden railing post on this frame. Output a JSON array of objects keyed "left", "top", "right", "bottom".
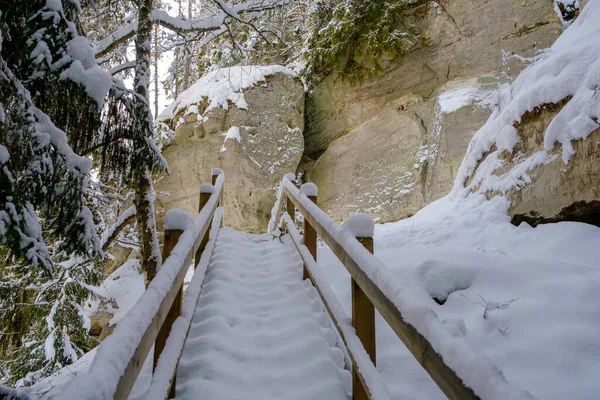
[
  {"left": 195, "top": 184, "right": 213, "bottom": 267},
  {"left": 212, "top": 169, "right": 224, "bottom": 227},
  {"left": 286, "top": 194, "right": 295, "bottom": 224},
  {"left": 345, "top": 214, "right": 376, "bottom": 400},
  {"left": 300, "top": 183, "right": 318, "bottom": 280},
  {"left": 154, "top": 225, "right": 183, "bottom": 398}
]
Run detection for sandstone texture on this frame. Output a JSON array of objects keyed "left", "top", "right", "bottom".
[
  {"left": 471, "top": 102, "right": 600, "bottom": 227},
  {"left": 156, "top": 73, "right": 304, "bottom": 232},
  {"left": 305, "top": 0, "right": 562, "bottom": 223}
]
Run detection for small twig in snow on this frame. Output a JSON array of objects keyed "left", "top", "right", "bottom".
[{"left": 461, "top": 294, "right": 519, "bottom": 319}]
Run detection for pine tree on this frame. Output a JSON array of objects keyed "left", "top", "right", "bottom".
[
  {"left": 0, "top": 35, "right": 101, "bottom": 388},
  {"left": 0, "top": 0, "right": 146, "bottom": 385},
  {"left": 303, "top": 0, "right": 427, "bottom": 86}
]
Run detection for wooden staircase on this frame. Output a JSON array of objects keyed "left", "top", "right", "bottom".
[{"left": 58, "top": 169, "right": 534, "bottom": 400}]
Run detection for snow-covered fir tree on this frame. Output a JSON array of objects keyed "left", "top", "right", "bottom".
[
  {"left": 0, "top": 0, "right": 154, "bottom": 386},
  {"left": 303, "top": 0, "right": 427, "bottom": 85}
]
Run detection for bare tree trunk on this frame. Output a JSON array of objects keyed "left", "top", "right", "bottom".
[
  {"left": 154, "top": 23, "right": 159, "bottom": 117},
  {"left": 134, "top": 0, "right": 161, "bottom": 286}
]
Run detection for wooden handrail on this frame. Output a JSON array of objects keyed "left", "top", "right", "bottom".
[
  {"left": 148, "top": 207, "right": 223, "bottom": 400},
  {"left": 276, "top": 178, "right": 535, "bottom": 400},
  {"left": 268, "top": 172, "right": 295, "bottom": 233},
  {"left": 59, "top": 169, "right": 224, "bottom": 400}
]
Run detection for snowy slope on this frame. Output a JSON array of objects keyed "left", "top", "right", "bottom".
[
  {"left": 84, "top": 259, "right": 145, "bottom": 327},
  {"left": 319, "top": 194, "right": 600, "bottom": 400},
  {"left": 175, "top": 228, "right": 350, "bottom": 400}
]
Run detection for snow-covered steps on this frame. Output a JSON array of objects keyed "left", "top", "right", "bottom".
[{"left": 175, "top": 227, "right": 351, "bottom": 400}]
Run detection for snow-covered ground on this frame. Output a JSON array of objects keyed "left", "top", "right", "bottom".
[
  {"left": 318, "top": 193, "right": 600, "bottom": 399},
  {"left": 84, "top": 259, "right": 146, "bottom": 327}
]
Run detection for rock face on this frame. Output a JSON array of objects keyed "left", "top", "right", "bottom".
[
  {"left": 305, "top": 0, "right": 562, "bottom": 223},
  {"left": 451, "top": 0, "right": 600, "bottom": 227},
  {"left": 467, "top": 102, "right": 600, "bottom": 228},
  {"left": 508, "top": 126, "right": 600, "bottom": 227},
  {"left": 156, "top": 73, "right": 304, "bottom": 232}
]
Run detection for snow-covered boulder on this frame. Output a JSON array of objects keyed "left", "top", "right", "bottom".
[
  {"left": 453, "top": 0, "right": 600, "bottom": 226},
  {"left": 155, "top": 66, "right": 304, "bottom": 233},
  {"left": 305, "top": 0, "right": 563, "bottom": 223}
]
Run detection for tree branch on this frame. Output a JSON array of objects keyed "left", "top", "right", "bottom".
[
  {"left": 94, "top": 21, "right": 138, "bottom": 58},
  {"left": 93, "top": 0, "right": 294, "bottom": 58},
  {"left": 213, "top": 0, "right": 273, "bottom": 46},
  {"left": 101, "top": 205, "right": 137, "bottom": 251},
  {"left": 109, "top": 60, "right": 137, "bottom": 75}
]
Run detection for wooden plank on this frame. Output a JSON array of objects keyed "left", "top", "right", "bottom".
[
  {"left": 195, "top": 190, "right": 213, "bottom": 267},
  {"left": 212, "top": 171, "right": 224, "bottom": 209},
  {"left": 284, "top": 185, "right": 479, "bottom": 400},
  {"left": 154, "top": 229, "right": 183, "bottom": 398},
  {"left": 353, "top": 237, "right": 375, "bottom": 400},
  {"left": 113, "top": 180, "right": 223, "bottom": 400},
  {"left": 286, "top": 194, "right": 295, "bottom": 224},
  {"left": 303, "top": 194, "right": 317, "bottom": 280}
]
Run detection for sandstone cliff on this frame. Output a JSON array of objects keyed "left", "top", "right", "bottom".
[
  {"left": 452, "top": 0, "right": 600, "bottom": 226},
  {"left": 305, "top": 0, "right": 563, "bottom": 223},
  {"left": 155, "top": 67, "right": 304, "bottom": 233}
]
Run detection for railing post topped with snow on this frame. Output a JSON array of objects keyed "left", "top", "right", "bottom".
[
  {"left": 300, "top": 182, "right": 318, "bottom": 280},
  {"left": 343, "top": 213, "right": 375, "bottom": 239},
  {"left": 154, "top": 209, "right": 192, "bottom": 397},
  {"left": 164, "top": 209, "right": 194, "bottom": 231},
  {"left": 283, "top": 172, "right": 296, "bottom": 182},
  {"left": 200, "top": 183, "right": 215, "bottom": 194},
  {"left": 344, "top": 213, "right": 376, "bottom": 400},
  {"left": 299, "top": 182, "right": 318, "bottom": 198}
]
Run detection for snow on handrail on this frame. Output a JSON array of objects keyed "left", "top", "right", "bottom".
[
  {"left": 59, "top": 172, "right": 225, "bottom": 400},
  {"left": 146, "top": 207, "right": 223, "bottom": 400},
  {"left": 281, "top": 178, "right": 535, "bottom": 400},
  {"left": 282, "top": 213, "right": 392, "bottom": 400},
  {"left": 267, "top": 172, "right": 295, "bottom": 233}
]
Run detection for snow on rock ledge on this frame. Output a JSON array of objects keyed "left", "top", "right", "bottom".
[
  {"left": 158, "top": 65, "right": 296, "bottom": 127},
  {"left": 452, "top": 0, "right": 600, "bottom": 225}
]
